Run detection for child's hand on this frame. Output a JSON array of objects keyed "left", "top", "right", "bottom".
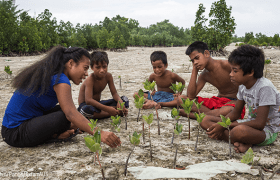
[
  {"left": 100, "top": 130, "right": 121, "bottom": 148},
  {"left": 107, "top": 106, "right": 119, "bottom": 116},
  {"left": 206, "top": 123, "right": 225, "bottom": 140},
  {"left": 151, "top": 89, "right": 156, "bottom": 96}
]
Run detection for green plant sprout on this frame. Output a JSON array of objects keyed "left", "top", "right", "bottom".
[
  {"left": 84, "top": 119, "right": 105, "bottom": 180},
  {"left": 134, "top": 89, "right": 145, "bottom": 122},
  {"left": 170, "top": 82, "right": 185, "bottom": 109},
  {"left": 4, "top": 66, "right": 12, "bottom": 78},
  {"left": 173, "top": 123, "right": 183, "bottom": 169},
  {"left": 181, "top": 98, "right": 194, "bottom": 139},
  {"left": 241, "top": 147, "right": 255, "bottom": 165},
  {"left": 194, "top": 112, "right": 205, "bottom": 151},
  {"left": 143, "top": 79, "right": 160, "bottom": 135},
  {"left": 118, "top": 75, "right": 122, "bottom": 89},
  {"left": 217, "top": 115, "right": 232, "bottom": 158},
  {"left": 171, "top": 107, "right": 181, "bottom": 144},
  {"left": 194, "top": 100, "right": 204, "bottom": 114},
  {"left": 264, "top": 59, "right": 271, "bottom": 78},
  {"left": 124, "top": 131, "right": 141, "bottom": 176},
  {"left": 110, "top": 115, "right": 121, "bottom": 132},
  {"left": 143, "top": 113, "right": 154, "bottom": 162},
  {"left": 117, "top": 101, "right": 127, "bottom": 130}
]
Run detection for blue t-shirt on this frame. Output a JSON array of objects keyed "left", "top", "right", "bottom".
[{"left": 2, "top": 73, "right": 71, "bottom": 128}]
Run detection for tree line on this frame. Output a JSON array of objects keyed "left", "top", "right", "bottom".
[{"left": 1, "top": 0, "right": 279, "bottom": 55}]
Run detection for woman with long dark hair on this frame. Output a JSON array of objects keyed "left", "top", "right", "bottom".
[{"left": 2, "top": 46, "right": 121, "bottom": 147}]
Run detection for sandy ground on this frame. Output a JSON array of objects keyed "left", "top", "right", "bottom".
[{"left": 0, "top": 44, "right": 280, "bottom": 180}]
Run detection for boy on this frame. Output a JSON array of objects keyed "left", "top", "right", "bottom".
[
  {"left": 201, "top": 45, "right": 280, "bottom": 153},
  {"left": 180, "top": 41, "right": 245, "bottom": 119},
  {"left": 78, "top": 51, "right": 129, "bottom": 119},
  {"left": 134, "top": 51, "right": 185, "bottom": 109}
]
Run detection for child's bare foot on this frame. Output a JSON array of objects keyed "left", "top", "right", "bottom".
[
  {"left": 143, "top": 100, "right": 157, "bottom": 109},
  {"left": 54, "top": 129, "right": 75, "bottom": 139},
  {"left": 234, "top": 142, "right": 252, "bottom": 153}
]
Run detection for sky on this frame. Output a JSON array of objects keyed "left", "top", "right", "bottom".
[{"left": 15, "top": 0, "right": 280, "bottom": 37}]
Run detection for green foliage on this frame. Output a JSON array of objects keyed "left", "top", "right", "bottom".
[
  {"left": 137, "top": 89, "right": 144, "bottom": 98},
  {"left": 4, "top": 65, "right": 12, "bottom": 75},
  {"left": 244, "top": 32, "right": 254, "bottom": 43},
  {"left": 171, "top": 108, "right": 180, "bottom": 120},
  {"left": 88, "top": 119, "right": 98, "bottom": 131},
  {"left": 174, "top": 123, "right": 183, "bottom": 135},
  {"left": 117, "top": 101, "right": 125, "bottom": 111},
  {"left": 217, "top": 115, "right": 231, "bottom": 128},
  {"left": 134, "top": 95, "right": 145, "bottom": 109},
  {"left": 111, "top": 115, "right": 121, "bottom": 132},
  {"left": 265, "top": 59, "right": 271, "bottom": 64},
  {"left": 84, "top": 129, "right": 102, "bottom": 155},
  {"left": 97, "top": 27, "right": 109, "bottom": 48},
  {"left": 143, "top": 79, "right": 156, "bottom": 91},
  {"left": 194, "top": 112, "right": 206, "bottom": 124},
  {"left": 143, "top": 113, "right": 154, "bottom": 125},
  {"left": 194, "top": 101, "right": 204, "bottom": 111},
  {"left": 181, "top": 98, "right": 194, "bottom": 114},
  {"left": 129, "top": 131, "right": 141, "bottom": 145},
  {"left": 241, "top": 147, "right": 255, "bottom": 164},
  {"left": 170, "top": 82, "right": 185, "bottom": 94}
]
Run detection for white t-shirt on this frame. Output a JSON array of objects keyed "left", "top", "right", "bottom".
[{"left": 237, "top": 77, "right": 280, "bottom": 133}]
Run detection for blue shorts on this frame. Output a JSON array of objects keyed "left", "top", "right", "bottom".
[
  {"left": 78, "top": 96, "right": 129, "bottom": 119},
  {"left": 146, "top": 91, "right": 174, "bottom": 103}
]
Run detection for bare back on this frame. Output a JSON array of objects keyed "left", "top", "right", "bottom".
[{"left": 200, "top": 60, "right": 238, "bottom": 99}]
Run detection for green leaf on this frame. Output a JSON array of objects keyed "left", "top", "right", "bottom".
[
  {"left": 241, "top": 147, "right": 254, "bottom": 164},
  {"left": 171, "top": 108, "right": 179, "bottom": 118},
  {"left": 174, "top": 129, "right": 179, "bottom": 135},
  {"left": 217, "top": 122, "right": 227, "bottom": 128},
  {"left": 138, "top": 89, "right": 144, "bottom": 97},
  {"left": 194, "top": 101, "right": 204, "bottom": 110}
]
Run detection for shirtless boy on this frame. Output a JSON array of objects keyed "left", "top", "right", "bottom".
[
  {"left": 134, "top": 51, "right": 185, "bottom": 109},
  {"left": 201, "top": 45, "right": 280, "bottom": 153},
  {"left": 180, "top": 41, "right": 245, "bottom": 119},
  {"left": 78, "top": 51, "right": 128, "bottom": 119}
]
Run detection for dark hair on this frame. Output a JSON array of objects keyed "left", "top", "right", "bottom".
[
  {"left": 12, "top": 45, "right": 90, "bottom": 96},
  {"left": 150, "top": 51, "right": 167, "bottom": 65},
  {"left": 228, "top": 45, "right": 264, "bottom": 78},
  {"left": 90, "top": 51, "right": 109, "bottom": 67},
  {"left": 185, "top": 41, "right": 209, "bottom": 55}
]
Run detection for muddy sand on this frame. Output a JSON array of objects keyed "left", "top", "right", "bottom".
[{"left": 0, "top": 44, "right": 280, "bottom": 179}]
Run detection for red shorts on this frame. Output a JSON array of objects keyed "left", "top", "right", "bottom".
[{"left": 197, "top": 96, "right": 245, "bottom": 119}]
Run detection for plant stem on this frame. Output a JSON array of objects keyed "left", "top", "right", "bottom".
[
  {"left": 171, "top": 125, "right": 175, "bottom": 144},
  {"left": 123, "top": 110, "right": 127, "bottom": 130},
  {"left": 137, "top": 109, "right": 140, "bottom": 122},
  {"left": 188, "top": 114, "right": 190, "bottom": 139},
  {"left": 150, "top": 95, "right": 160, "bottom": 135},
  {"left": 195, "top": 126, "right": 199, "bottom": 151},
  {"left": 228, "top": 128, "right": 231, "bottom": 159},
  {"left": 149, "top": 125, "right": 152, "bottom": 162},
  {"left": 120, "top": 77, "right": 122, "bottom": 89},
  {"left": 143, "top": 121, "right": 145, "bottom": 144},
  {"left": 124, "top": 146, "right": 135, "bottom": 176},
  {"left": 173, "top": 145, "right": 178, "bottom": 169},
  {"left": 96, "top": 152, "right": 105, "bottom": 180}
]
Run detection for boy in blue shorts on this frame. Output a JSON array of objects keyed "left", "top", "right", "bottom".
[
  {"left": 78, "top": 51, "right": 128, "bottom": 119},
  {"left": 134, "top": 51, "right": 185, "bottom": 109},
  {"left": 201, "top": 45, "right": 280, "bottom": 153}
]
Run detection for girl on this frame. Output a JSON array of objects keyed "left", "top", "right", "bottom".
[{"left": 1, "top": 46, "right": 121, "bottom": 147}]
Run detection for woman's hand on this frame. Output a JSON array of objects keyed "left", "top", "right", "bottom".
[{"left": 101, "top": 130, "right": 121, "bottom": 148}]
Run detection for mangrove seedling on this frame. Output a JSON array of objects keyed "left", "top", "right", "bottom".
[
  {"left": 173, "top": 123, "right": 183, "bottom": 169},
  {"left": 134, "top": 89, "right": 145, "bottom": 122},
  {"left": 181, "top": 98, "right": 194, "bottom": 139},
  {"left": 241, "top": 147, "right": 255, "bottom": 165},
  {"left": 217, "top": 115, "right": 232, "bottom": 158},
  {"left": 194, "top": 100, "right": 204, "bottom": 114},
  {"left": 117, "top": 101, "right": 127, "bottom": 130},
  {"left": 143, "top": 113, "right": 154, "bottom": 161},
  {"left": 143, "top": 79, "right": 160, "bottom": 135},
  {"left": 170, "top": 82, "right": 185, "bottom": 109},
  {"left": 194, "top": 112, "right": 206, "bottom": 151},
  {"left": 111, "top": 115, "right": 121, "bottom": 132},
  {"left": 171, "top": 107, "right": 181, "bottom": 144},
  {"left": 264, "top": 59, "right": 271, "bottom": 78},
  {"left": 84, "top": 119, "right": 105, "bottom": 179},
  {"left": 124, "top": 131, "right": 141, "bottom": 176},
  {"left": 118, "top": 75, "right": 122, "bottom": 89},
  {"left": 4, "top": 66, "right": 12, "bottom": 78}
]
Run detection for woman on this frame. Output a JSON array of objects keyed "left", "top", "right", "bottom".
[{"left": 1, "top": 46, "right": 121, "bottom": 147}]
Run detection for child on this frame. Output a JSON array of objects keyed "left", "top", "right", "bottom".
[
  {"left": 201, "top": 45, "right": 280, "bottom": 153},
  {"left": 134, "top": 51, "right": 185, "bottom": 109},
  {"left": 180, "top": 41, "right": 245, "bottom": 119},
  {"left": 78, "top": 51, "right": 129, "bottom": 119}
]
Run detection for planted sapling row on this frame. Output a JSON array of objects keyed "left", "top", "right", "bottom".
[
  {"left": 111, "top": 115, "right": 121, "bottom": 132},
  {"left": 134, "top": 89, "right": 145, "bottom": 122},
  {"left": 143, "top": 113, "right": 154, "bottom": 162},
  {"left": 217, "top": 115, "right": 232, "bottom": 159},
  {"left": 181, "top": 98, "right": 194, "bottom": 139},
  {"left": 143, "top": 79, "right": 160, "bottom": 135},
  {"left": 171, "top": 108, "right": 180, "bottom": 144},
  {"left": 124, "top": 131, "right": 141, "bottom": 176},
  {"left": 117, "top": 101, "right": 127, "bottom": 130},
  {"left": 173, "top": 123, "right": 183, "bottom": 169},
  {"left": 84, "top": 119, "right": 105, "bottom": 180}
]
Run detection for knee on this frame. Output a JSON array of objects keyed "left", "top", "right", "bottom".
[
  {"left": 200, "top": 115, "right": 211, "bottom": 130},
  {"left": 231, "top": 125, "right": 248, "bottom": 141}
]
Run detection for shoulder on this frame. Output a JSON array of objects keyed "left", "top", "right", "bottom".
[
  {"left": 105, "top": 72, "right": 114, "bottom": 82},
  {"left": 219, "top": 60, "right": 231, "bottom": 71},
  {"left": 52, "top": 73, "right": 70, "bottom": 86},
  {"left": 149, "top": 73, "right": 156, "bottom": 80}
]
